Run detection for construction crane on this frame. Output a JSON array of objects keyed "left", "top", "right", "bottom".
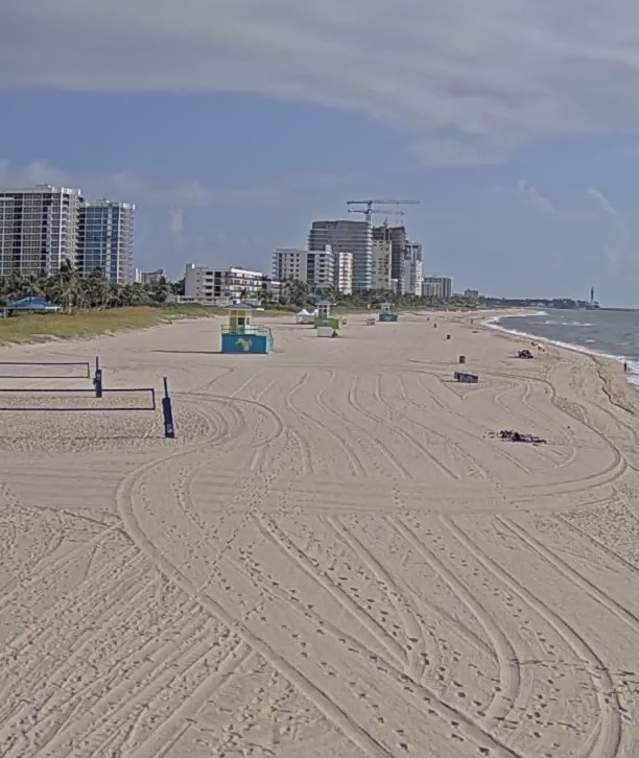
[{"left": 346, "top": 199, "right": 420, "bottom": 225}]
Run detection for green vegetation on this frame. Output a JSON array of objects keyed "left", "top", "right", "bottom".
[
  {"left": 0, "top": 262, "right": 218, "bottom": 344},
  {"left": 0, "top": 261, "right": 171, "bottom": 311},
  {"left": 272, "top": 281, "right": 594, "bottom": 312},
  {"left": 0, "top": 304, "right": 214, "bottom": 345},
  {"left": 271, "top": 280, "right": 470, "bottom": 311}
]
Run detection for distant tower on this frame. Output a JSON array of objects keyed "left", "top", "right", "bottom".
[{"left": 590, "top": 287, "right": 595, "bottom": 305}]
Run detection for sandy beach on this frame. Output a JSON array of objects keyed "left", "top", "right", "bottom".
[{"left": 2, "top": 309, "right": 639, "bottom": 757}]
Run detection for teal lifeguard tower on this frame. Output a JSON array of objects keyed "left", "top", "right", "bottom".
[
  {"left": 221, "top": 309, "right": 273, "bottom": 354},
  {"left": 378, "top": 302, "right": 399, "bottom": 322},
  {"left": 314, "top": 300, "right": 341, "bottom": 330}
]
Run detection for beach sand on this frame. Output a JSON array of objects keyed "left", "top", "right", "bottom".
[{"left": 1, "top": 310, "right": 639, "bottom": 757}]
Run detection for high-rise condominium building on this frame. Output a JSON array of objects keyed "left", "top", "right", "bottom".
[
  {"left": 78, "top": 201, "right": 135, "bottom": 284},
  {"left": 0, "top": 185, "right": 82, "bottom": 277},
  {"left": 308, "top": 220, "right": 371, "bottom": 291},
  {"left": 373, "top": 225, "right": 406, "bottom": 284},
  {"left": 272, "top": 247, "right": 353, "bottom": 294},
  {"left": 373, "top": 224, "right": 422, "bottom": 295},
  {"left": 305, "top": 249, "right": 335, "bottom": 290},
  {"left": 422, "top": 276, "right": 453, "bottom": 299},
  {"left": 333, "top": 251, "right": 353, "bottom": 295},
  {"left": 401, "top": 241, "right": 423, "bottom": 296},
  {"left": 371, "top": 239, "right": 392, "bottom": 290}
]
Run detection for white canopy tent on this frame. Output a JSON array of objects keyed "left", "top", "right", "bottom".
[{"left": 295, "top": 308, "right": 318, "bottom": 324}]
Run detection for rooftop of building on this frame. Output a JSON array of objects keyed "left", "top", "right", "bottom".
[
  {"left": 0, "top": 185, "right": 83, "bottom": 196},
  {"left": 81, "top": 199, "right": 135, "bottom": 209},
  {"left": 186, "top": 264, "right": 266, "bottom": 277},
  {"left": 310, "top": 219, "right": 371, "bottom": 228}
]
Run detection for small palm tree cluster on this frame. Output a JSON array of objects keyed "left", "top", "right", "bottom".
[{"left": 0, "top": 262, "right": 169, "bottom": 313}]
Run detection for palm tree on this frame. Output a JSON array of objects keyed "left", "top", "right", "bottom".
[
  {"left": 1, "top": 263, "right": 176, "bottom": 313},
  {"left": 44, "top": 260, "right": 82, "bottom": 313},
  {"left": 282, "top": 279, "right": 311, "bottom": 308}
]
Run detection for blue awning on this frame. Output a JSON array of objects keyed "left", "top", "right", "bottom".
[{"left": 6, "top": 297, "right": 60, "bottom": 312}]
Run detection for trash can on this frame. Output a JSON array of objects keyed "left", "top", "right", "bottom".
[{"left": 459, "top": 355, "right": 466, "bottom": 364}]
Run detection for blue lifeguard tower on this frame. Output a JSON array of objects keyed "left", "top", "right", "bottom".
[
  {"left": 221, "top": 309, "right": 273, "bottom": 354},
  {"left": 378, "top": 302, "right": 399, "bottom": 322}
]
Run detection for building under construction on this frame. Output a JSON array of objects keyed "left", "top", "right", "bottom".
[{"left": 308, "top": 200, "right": 421, "bottom": 294}]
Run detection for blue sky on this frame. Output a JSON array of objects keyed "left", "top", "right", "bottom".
[{"left": 3, "top": 1, "right": 639, "bottom": 305}]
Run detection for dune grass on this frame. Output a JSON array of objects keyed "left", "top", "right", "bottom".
[{"left": 0, "top": 304, "right": 216, "bottom": 345}]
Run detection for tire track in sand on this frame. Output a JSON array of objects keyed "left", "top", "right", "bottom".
[
  {"left": 487, "top": 370, "right": 627, "bottom": 495},
  {"left": 298, "top": 372, "right": 366, "bottom": 477},
  {"left": 497, "top": 515, "right": 639, "bottom": 645},
  {"left": 553, "top": 512, "right": 639, "bottom": 576},
  {"left": 19, "top": 602, "right": 208, "bottom": 758},
  {"left": 117, "top": 469, "right": 395, "bottom": 758},
  {"left": 315, "top": 370, "right": 398, "bottom": 479},
  {"left": 324, "top": 515, "right": 428, "bottom": 681},
  {"left": 254, "top": 512, "right": 406, "bottom": 669},
  {"left": 279, "top": 373, "right": 314, "bottom": 476},
  {"left": 389, "top": 517, "right": 521, "bottom": 726},
  {"left": 75, "top": 625, "right": 240, "bottom": 758},
  {"left": 373, "top": 374, "right": 462, "bottom": 480},
  {"left": 288, "top": 370, "right": 366, "bottom": 477},
  {"left": 393, "top": 374, "right": 488, "bottom": 480},
  {"left": 345, "top": 376, "right": 422, "bottom": 481},
  {"left": 117, "top": 433, "right": 525, "bottom": 757},
  {"left": 124, "top": 642, "right": 252, "bottom": 758},
  {"left": 325, "top": 514, "right": 499, "bottom": 667},
  {"left": 442, "top": 515, "right": 621, "bottom": 758},
  {"left": 0, "top": 547, "right": 143, "bottom": 680},
  {"left": 171, "top": 475, "right": 515, "bottom": 756},
  {"left": 248, "top": 517, "right": 523, "bottom": 758},
  {"left": 493, "top": 378, "right": 577, "bottom": 471},
  {"left": 326, "top": 373, "right": 412, "bottom": 479},
  {"left": 410, "top": 373, "right": 533, "bottom": 477},
  {"left": 0, "top": 522, "right": 125, "bottom": 617}
]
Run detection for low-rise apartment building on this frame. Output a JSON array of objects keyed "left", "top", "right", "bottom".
[{"left": 185, "top": 264, "right": 270, "bottom": 305}]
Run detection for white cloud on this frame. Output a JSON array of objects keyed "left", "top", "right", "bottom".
[
  {"left": 105, "top": 174, "right": 217, "bottom": 208},
  {"left": 585, "top": 187, "right": 632, "bottom": 273},
  {"left": 517, "top": 179, "right": 555, "bottom": 213},
  {"left": 3, "top": 0, "right": 639, "bottom": 160},
  {"left": 0, "top": 159, "right": 70, "bottom": 187},
  {"left": 168, "top": 208, "right": 184, "bottom": 235},
  {"left": 586, "top": 187, "right": 618, "bottom": 217},
  {"left": 413, "top": 139, "right": 508, "bottom": 167},
  {"left": 0, "top": 160, "right": 308, "bottom": 211}
]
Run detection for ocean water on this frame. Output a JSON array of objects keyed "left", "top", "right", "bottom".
[{"left": 487, "top": 308, "right": 639, "bottom": 386}]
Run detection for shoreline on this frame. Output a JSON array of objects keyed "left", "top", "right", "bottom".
[{"left": 483, "top": 308, "right": 639, "bottom": 388}]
